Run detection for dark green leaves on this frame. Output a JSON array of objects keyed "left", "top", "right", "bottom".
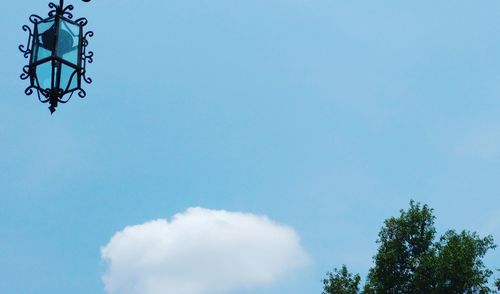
[
  {"left": 323, "top": 265, "right": 361, "bottom": 294},
  {"left": 364, "top": 201, "right": 437, "bottom": 294},
  {"left": 433, "top": 231, "right": 496, "bottom": 294}
]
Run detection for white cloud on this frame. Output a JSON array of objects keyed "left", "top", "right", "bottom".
[{"left": 101, "top": 208, "right": 310, "bottom": 294}]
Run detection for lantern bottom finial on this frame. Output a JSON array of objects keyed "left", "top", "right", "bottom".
[
  {"left": 49, "top": 94, "right": 58, "bottom": 114},
  {"left": 49, "top": 105, "right": 56, "bottom": 114}
]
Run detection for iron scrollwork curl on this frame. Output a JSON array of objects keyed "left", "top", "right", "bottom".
[
  {"left": 29, "top": 14, "right": 43, "bottom": 24},
  {"left": 19, "top": 22, "right": 33, "bottom": 84},
  {"left": 77, "top": 88, "right": 87, "bottom": 98},
  {"left": 24, "top": 86, "right": 34, "bottom": 96},
  {"left": 82, "top": 69, "right": 93, "bottom": 84},
  {"left": 81, "top": 30, "right": 94, "bottom": 85},
  {"left": 48, "top": 2, "right": 58, "bottom": 16},
  {"left": 19, "top": 25, "right": 33, "bottom": 59},
  {"left": 38, "top": 89, "right": 52, "bottom": 103},
  {"left": 48, "top": 2, "right": 74, "bottom": 18},
  {"left": 84, "top": 51, "right": 94, "bottom": 64},
  {"left": 62, "top": 5, "right": 74, "bottom": 18},
  {"left": 20, "top": 66, "right": 31, "bottom": 80},
  {"left": 75, "top": 17, "right": 88, "bottom": 26},
  {"left": 58, "top": 89, "right": 75, "bottom": 104}
]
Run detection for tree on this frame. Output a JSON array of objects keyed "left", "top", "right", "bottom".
[
  {"left": 433, "top": 231, "right": 495, "bottom": 293},
  {"left": 323, "top": 265, "right": 361, "bottom": 294},
  {"left": 364, "top": 201, "right": 437, "bottom": 294},
  {"left": 324, "top": 201, "right": 498, "bottom": 294}
]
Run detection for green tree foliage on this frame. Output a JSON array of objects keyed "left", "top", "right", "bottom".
[
  {"left": 323, "top": 265, "right": 361, "bottom": 294},
  {"left": 433, "top": 231, "right": 495, "bottom": 293},
  {"left": 364, "top": 201, "right": 437, "bottom": 294},
  {"left": 324, "top": 201, "right": 498, "bottom": 294}
]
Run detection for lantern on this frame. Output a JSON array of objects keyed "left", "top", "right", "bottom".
[{"left": 20, "top": 0, "right": 93, "bottom": 114}]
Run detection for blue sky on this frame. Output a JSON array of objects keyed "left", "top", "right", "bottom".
[{"left": 2, "top": 0, "right": 500, "bottom": 293}]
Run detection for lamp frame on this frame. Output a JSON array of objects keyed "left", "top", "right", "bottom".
[{"left": 19, "top": 0, "right": 93, "bottom": 113}]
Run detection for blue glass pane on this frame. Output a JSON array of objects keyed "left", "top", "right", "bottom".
[
  {"left": 33, "top": 19, "right": 55, "bottom": 63},
  {"left": 38, "top": 19, "right": 53, "bottom": 29},
  {"left": 35, "top": 61, "right": 53, "bottom": 90},
  {"left": 35, "top": 46, "right": 51, "bottom": 61},
  {"left": 60, "top": 64, "right": 78, "bottom": 91},
  {"left": 57, "top": 20, "right": 81, "bottom": 65}
]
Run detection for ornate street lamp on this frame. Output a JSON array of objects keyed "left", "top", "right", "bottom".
[{"left": 19, "top": 0, "right": 93, "bottom": 114}]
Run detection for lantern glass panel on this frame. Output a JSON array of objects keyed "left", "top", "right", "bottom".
[
  {"left": 32, "top": 18, "right": 55, "bottom": 64},
  {"left": 57, "top": 19, "right": 81, "bottom": 66},
  {"left": 35, "top": 61, "right": 53, "bottom": 90},
  {"left": 60, "top": 63, "right": 79, "bottom": 91}
]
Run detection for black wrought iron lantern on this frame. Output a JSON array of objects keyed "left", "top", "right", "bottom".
[{"left": 20, "top": 0, "right": 93, "bottom": 114}]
